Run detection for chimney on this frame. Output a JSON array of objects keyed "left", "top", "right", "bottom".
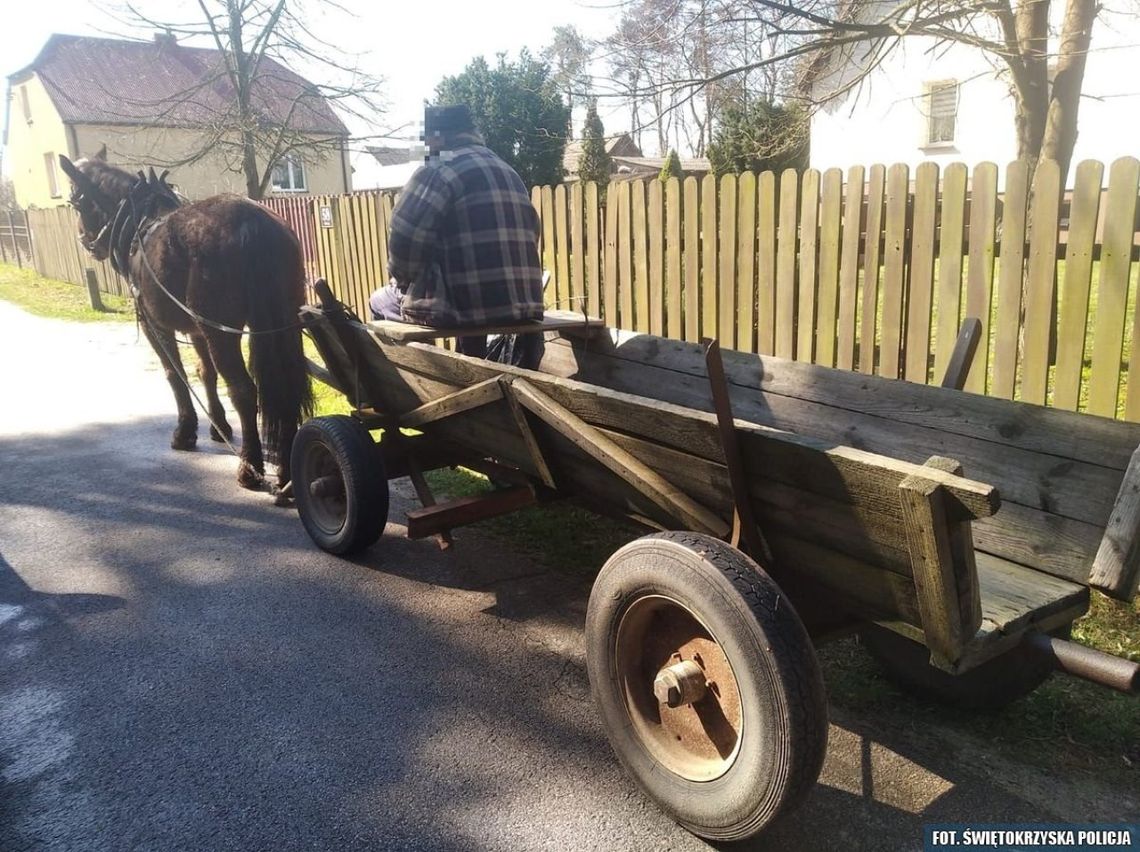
[{"left": 154, "top": 31, "right": 177, "bottom": 49}]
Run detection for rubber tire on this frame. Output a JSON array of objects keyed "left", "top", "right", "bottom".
[
  {"left": 291, "top": 415, "right": 389, "bottom": 555},
  {"left": 586, "top": 532, "right": 829, "bottom": 842},
  {"left": 860, "top": 623, "right": 1069, "bottom": 710}
]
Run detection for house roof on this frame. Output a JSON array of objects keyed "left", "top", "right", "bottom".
[
  {"left": 612, "top": 155, "right": 712, "bottom": 174},
  {"left": 10, "top": 33, "right": 347, "bottom": 135},
  {"left": 367, "top": 145, "right": 418, "bottom": 167},
  {"left": 563, "top": 133, "right": 643, "bottom": 175}
]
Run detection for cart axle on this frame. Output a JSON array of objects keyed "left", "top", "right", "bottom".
[
  {"left": 1023, "top": 632, "right": 1139, "bottom": 694},
  {"left": 654, "top": 659, "right": 708, "bottom": 708}
]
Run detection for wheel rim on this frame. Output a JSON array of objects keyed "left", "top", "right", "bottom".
[
  {"left": 614, "top": 594, "right": 744, "bottom": 782},
  {"left": 300, "top": 439, "right": 348, "bottom": 536}
]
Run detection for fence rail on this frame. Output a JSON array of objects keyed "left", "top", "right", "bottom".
[
  {"left": 11, "top": 157, "right": 1140, "bottom": 420},
  {"left": 0, "top": 209, "right": 34, "bottom": 269}
]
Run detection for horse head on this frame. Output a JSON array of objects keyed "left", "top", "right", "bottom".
[{"left": 59, "top": 153, "right": 128, "bottom": 261}]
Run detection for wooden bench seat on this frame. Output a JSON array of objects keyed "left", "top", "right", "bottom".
[{"left": 368, "top": 309, "right": 603, "bottom": 342}]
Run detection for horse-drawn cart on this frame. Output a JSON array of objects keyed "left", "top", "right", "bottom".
[{"left": 294, "top": 280, "right": 1139, "bottom": 842}]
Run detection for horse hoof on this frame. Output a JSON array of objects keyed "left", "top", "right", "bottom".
[
  {"left": 237, "top": 462, "right": 265, "bottom": 490},
  {"left": 210, "top": 423, "right": 234, "bottom": 443},
  {"left": 171, "top": 433, "right": 197, "bottom": 451}
]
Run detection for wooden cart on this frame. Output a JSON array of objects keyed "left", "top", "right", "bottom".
[{"left": 294, "top": 281, "right": 1139, "bottom": 842}]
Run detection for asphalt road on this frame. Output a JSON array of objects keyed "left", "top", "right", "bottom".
[{"left": 0, "top": 301, "right": 1130, "bottom": 851}]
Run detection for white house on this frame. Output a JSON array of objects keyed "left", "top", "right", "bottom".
[{"left": 807, "top": 7, "right": 1140, "bottom": 184}]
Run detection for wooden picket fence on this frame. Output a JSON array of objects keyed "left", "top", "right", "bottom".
[
  {"left": 24, "top": 206, "right": 129, "bottom": 297},
  {"left": 15, "top": 158, "right": 1140, "bottom": 420}
]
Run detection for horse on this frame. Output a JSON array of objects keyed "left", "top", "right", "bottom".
[{"left": 59, "top": 149, "right": 313, "bottom": 494}]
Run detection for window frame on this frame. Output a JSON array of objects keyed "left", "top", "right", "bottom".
[
  {"left": 44, "top": 151, "right": 60, "bottom": 198},
  {"left": 271, "top": 155, "right": 308, "bottom": 193},
  {"left": 923, "top": 79, "right": 959, "bottom": 150}
]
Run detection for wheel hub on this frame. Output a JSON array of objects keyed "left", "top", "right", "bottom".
[{"left": 615, "top": 595, "right": 744, "bottom": 782}]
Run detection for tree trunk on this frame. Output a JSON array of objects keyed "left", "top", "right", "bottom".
[
  {"left": 1042, "top": 0, "right": 1097, "bottom": 190},
  {"left": 1010, "top": 0, "right": 1051, "bottom": 176}
]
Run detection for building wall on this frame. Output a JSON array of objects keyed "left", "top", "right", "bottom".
[
  {"left": 71, "top": 124, "right": 351, "bottom": 200},
  {"left": 809, "top": 19, "right": 1140, "bottom": 185},
  {"left": 5, "top": 74, "right": 73, "bottom": 208}
]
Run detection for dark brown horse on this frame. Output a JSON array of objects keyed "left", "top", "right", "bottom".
[{"left": 60, "top": 150, "right": 312, "bottom": 493}]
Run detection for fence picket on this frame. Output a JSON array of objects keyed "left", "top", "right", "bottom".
[
  {"left": 990, "top": 160, "right": 1030, "bottom": 399},
  {"left": 701, "top": 174, "right": 718, "bottom": 340},
  {"left": 906, "top": 162, "right": 938, "bottom": 383},
  {"left": 797, "top": 169, "right": 820, "bottom": 362},
  {"left": 648, "top": 179, "right": 665, "bottom": 335},
  {"left": 964, "top": 162, "right": 999, "bottom": 393},
  {"left": 683, "top": 177, "right": 700, "bottom": 342},
  {"left": 880, "top": 163, "right": 909, "bottom": 379},
  {"left": 631, "top": 179, "right": 650, "bottom": 332},
  {"left": 666, "top": 177, "right": 682, "bottom": 339},
  {"left": 555, "top": 184, "right": 570, "bottom": 310},
  {"left": 570, "top": 182, "right": 585, "bottom": 313},
  {"left": 757, "top": 171, "right": 777, "bottom": 355},
  {"left": 837, "top": 165, "right": 864, "bottom": 370},
  {"left": 816, "top": 168, "right": 842, "bottom": 366},
  {"left": 541, "top": 186, "right": 557, "bottom": 298},
  {"left": 719, "top": 173, "right": 738, "bottom": 348},
  {"left": 618, "top": 181, "right": 634, "bottom": 330},
  {"left": 775, "top": 169, "right": 799, "bottom": 359},
  {"left": 604, "top": 181, "right": 619, "bottom": 325},
  {"left": 1054, "top": 160, "right": 1103, "bottom": 410},
  {"left": 586, "top": 182, "right": 601, "bottom": 318},
  {"left": 737, "top": 171, "right": 757, "bottom": 353},
  {"left": 934, "top": 164, "right": 967, "bottom": 380},
  {"left": 859, "top": 164, "right": 886, "bottom": 374},
  {"left": 1022, "top": 160, "right": 1062, "bottom": 405}
]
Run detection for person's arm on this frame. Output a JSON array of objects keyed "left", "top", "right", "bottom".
[{"left": 387, "top": 165, "right": 453, "bottom": 288}]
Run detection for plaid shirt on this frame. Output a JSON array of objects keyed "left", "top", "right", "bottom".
[{"left": 388, "top": 144, "right": 544, "bottom": 327}]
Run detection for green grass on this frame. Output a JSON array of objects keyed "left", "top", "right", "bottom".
[{"left": 0, "top": 263, "right": 132, "bottom": 321}]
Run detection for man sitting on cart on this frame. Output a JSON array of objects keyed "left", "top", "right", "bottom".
[{"left": 370, "top": 104, "right": 544, "bottom": 363}]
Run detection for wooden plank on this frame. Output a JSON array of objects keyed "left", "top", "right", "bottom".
[
  {"left": 816, "top": 168, "right": 843, "bottom": 366},
  {"left": 737, "top": 171, "right": 757, "bottom": 354},
  {"left": 880, "top": 163, "right": 909, "bottom": 379},
  {"left": 1054, "top": 160, "right": 1104, "bottom": 411},
  {"left": 406, "top": 486, "right": 536, "bottom": 539},
  {"left": 899, "top": 466, "right": 977, "bottom": 663},
  {"left": 616, "top": 182, "right": 633, "bottom": 330},
  {"left": 757, "top": 170, "right": 777, "bottom": 356},
  {"left": 648, "top": 179, "right": 665, "bottom": 336},
  {"left": 586, "top": 181, "right": 601, "bottom": 319},
  {"left": 701, "top": 174, "right": 718, "bottom": 340},
  {"left": 905, "top": 162, "right": 938, "bottom": 384},
  {"left": 964, "top": 162, "right": 999, "bottom": 394},
  {"left": 541, "top": 186, "right": 557, "bottom": 298},
  {"left": 570, "top": 183, "right": 584, "bottom": 310},
  {"left": 859, "top": 164, "right": 886, "bottom": 374},
  {"left": 683, "top": 177, "right": 700, "bottom": 342},
  {"left": 991, "top": 159, "right": 1031, "bottom": 399},
  {"left": 837, "top": 165, "right": 864, "bottom": 371},
  {"left": 775, "top": 169, "right": 799, "bottom": 359},
  {"left": 1089, "top": 157, "right": 1140, "bottom": 417},
  {"left": 940, "top": 318, "right": 984, "bottom": 391},
  {"left": 631, "top": 180, "right": 650, "bottom": 333},
  {"left": 399, "top": 377, "right": 504, "bottom": 428},
  {"left": 1022, "top": 159, "right": 1062, "bottom": 405},
  {"left": 1090, "top": 444, "right": 1140, "bottom": 599},
  {"left": 369, "top": 309, "right": 603, "bottom": 342},
  {"left": 719, "top": 173, "right": 738, "bottom": 349},
  {"left": 934, "top": 163, "right": 968, "bottom": 381},
  {"left": 797, "top": 169, "right": 821, "bottom": 362},
  {"left": 604, "top": 180, "right": 619, "bottom": 326},
  {"left": 554, "top": 184, "right": 570, "bottom": 310},
  {"left": 501, "top": 380, "right": 557, "bottom": 489},
  {"left": 509, "top": 378, "right": 730, "bottom": 536},
  {"left": 922, "top": 455, "right": 983, "bottom": 630},
  {"left": 377, "top": 339, "right": 1000, "bottom": 522},
  {"left": 666, "top": 177, "right": 682, "bottom": 340}
]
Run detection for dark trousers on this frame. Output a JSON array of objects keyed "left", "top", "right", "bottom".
[{"left": 370, "top": 282, "right": 487, "bottom": 358}]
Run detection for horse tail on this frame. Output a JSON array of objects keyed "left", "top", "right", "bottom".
[{"left": 245, "top": 206, "right": 313, "bottom": 485}]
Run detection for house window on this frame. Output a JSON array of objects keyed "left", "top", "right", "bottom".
[
  {"left": 925, "top": 81, "right": 958, "bottom": 145},
  {"left": 20, "top": 85, "right": 31, "bottom": 123},
  {"left": 44, "top": 152, "right": 60, "bottom": 198},
  {"left": 271, "top": 156, "right": 307, "bottom": 192}
]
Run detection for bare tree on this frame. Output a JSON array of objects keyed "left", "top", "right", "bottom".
[
  {"left": 543, "top": 24, "right": 593, "bottom": 135},
  {"left": 114, "top": 0, "right": 383, "bottom": 198}
]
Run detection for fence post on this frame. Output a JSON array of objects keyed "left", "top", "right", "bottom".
[
  {"left": 0, "top": 214, "right": 8, "bottom": 265},
  {"left": 84, "top": 268, "right": 106, "bottom": 311},
  {"left": 23, "top": 209, "right": 33, "bottom": 272},
  {"left": 7, "top": 210, "right": 21, "bottom": 268}
]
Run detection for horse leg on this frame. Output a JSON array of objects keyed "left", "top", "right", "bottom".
[
  {"left": 191, "top": 335, "right": 233, "bottom": 443},
  {"left": 141, "top": 321, "right": 198, "bottom": 450},
  {"left": 204, "top": 329, "right": 264, "bottom": 490}
]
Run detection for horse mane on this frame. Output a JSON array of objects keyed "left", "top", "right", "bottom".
[{"left": 76, "top": 158, "right": 137, "bottom": 202}]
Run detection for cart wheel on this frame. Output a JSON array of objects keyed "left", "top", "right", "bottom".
[
  {"left": 860, "top": 623, "right": 1069, "bottom": 710},
  {"left": 586, "top": 532, "right": 828, "bottom": 842},
  {"left": 291, "top": 415, "right": 389, "bottom": 555}
]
